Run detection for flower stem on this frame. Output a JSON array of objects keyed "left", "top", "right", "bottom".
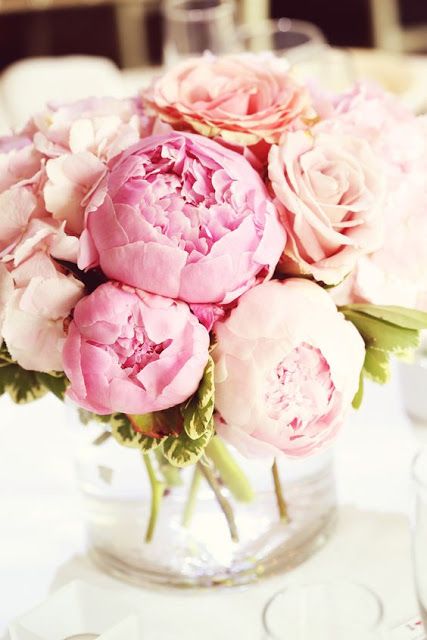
[
  {"left": 182, "top": 465, "right": 202, "bottom": 528},
  {"left": 272, "top": 459, "right": 289, "bottom": 522},
  {"left": 142, "top": 453, "right": 166, "bottom": 543},
  {"left": 206, "top": 436, "right": 254, "bottom": 503},
  {"left": 92, "top": 431, "right": 111, "bottom": 446},
  {"left": 198, "top": 461, "right": 239, "bottom": 543}
]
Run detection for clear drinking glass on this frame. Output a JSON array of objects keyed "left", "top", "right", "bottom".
[
  {"left": 238, "top": 18, "right": 354, "bottom": 91},
  {"left": 413, "top": 448, "right": 427, "bottom": 629},
  {"left": 163, "top": 0, "right": 238, "bottom": 66},
  {"left": 263, "top": 581, "right": 384, "bottom": 640}
]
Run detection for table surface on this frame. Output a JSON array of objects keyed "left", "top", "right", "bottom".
[{"left": 1, "top": 365, "right": 426, "bottom": 638}]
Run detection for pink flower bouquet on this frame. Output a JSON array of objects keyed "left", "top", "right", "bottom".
[{"left": 1, "top": 54, "right": 427, "bottom": 552}]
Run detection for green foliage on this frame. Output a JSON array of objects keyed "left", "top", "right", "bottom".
[
  {"left": 0, "top": 364, "right": 47, "bottom": 403},
  {"left": 110, "top": 413, "right": 165, "bottom": 452},
  {"left": 352, "top": 370, "right": 364, "bottom": 410},
  {"left": 36, "top": 372, "right": 68, "bottom": 400},
  {"left": 162, "top": 426, "right": 214, "bottom": 468},
  {"left": 181, "top": 356, "right": 215, "bottom": 440},
  {"left": 341, "top": 304, "right": 427, "bottom": 408}
]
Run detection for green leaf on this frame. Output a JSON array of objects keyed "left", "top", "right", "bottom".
[
  {"left": 342, "top": 309, "right": 420, "bottom": 355},
  {"left": 111, "top": 413, "right": 164, "bottom": 452},
  {"left": 162, "top": 426, "right": 214, "bottom": 468},
  {"left": 363, "top": 348, "right": 391, "bottom": 384},
  {"left": 0, "top": 364, "right": 47, "bottom": 403},
  {"left": 36, "top": 372, "right": 69, "bottom": 400},
  {"left": 352, "top": 369, "right": 364, "bottom": 410},
  {"left": 343, "top": 304, "right": 427, "bottom": 331},
  {"left": 181, "top": 356, "right": 215, "bottom": 440}
]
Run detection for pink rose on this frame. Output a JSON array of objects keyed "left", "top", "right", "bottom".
[
  {"left": 213, "top": 279, "right": 364, "bottom": 458},
  {"left": 79, "top": 132, "right": 285, "bottom": 306},
  {"left": 63, "top": 282, "right": 210, "bottom": 415},
  {"left": 269, "top": 128, "right": 384, "bottom": 285},
  {"left": 142, "top": 54, "right": 313, "bottom": 148}
]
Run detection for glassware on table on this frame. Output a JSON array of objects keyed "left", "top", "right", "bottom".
[
  {"left": 163, "top": 0, "right": 238, "bottom": 67},
  {"left": 238, "top": 18, "right": 354, "bottom": 91},
  {"left": 413, "top": 448, "right": 427, "bottom": 629},
  {"left": 399, "top": 336, "right": 427, "bottom": 426},
  {"left": 262, "top": 580, "right": 384, "bottom": 639}
]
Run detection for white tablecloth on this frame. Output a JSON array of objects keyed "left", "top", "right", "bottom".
[{"left": 0, "top": 366, "right": 425, "bottom": 638}]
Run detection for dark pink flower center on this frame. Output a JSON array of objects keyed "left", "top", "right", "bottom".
[{"left": 265, "top": 342, "right": 335, "bottom": 432}]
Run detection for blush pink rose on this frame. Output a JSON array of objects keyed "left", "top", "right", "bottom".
[
  {"left": 269, "top": 128, "right": 385, "bottom": 285},
  {"left": 213, "top": 279, "right": 364, "bottom": 458},
  {"left": 79, "top": 132, "right": 285, "bottom": 305},
  {"left": 63, "top": 282, "right": 210, "bottom": 415},
  {"left": 142, "top": 53, "right": 313, "bottom": 148}
]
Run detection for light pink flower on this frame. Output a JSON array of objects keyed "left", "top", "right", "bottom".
[
  {"left": 0, "top": 135, "right": 42, "bottom": 193},
  {"left": 1, "top": 217, "right": 83, "bottom": 371},
  {"left": 2, "top": 272, "right": 84, "bottom": 371},
  {"left": 63, "top": 282, "right": 210, "bottom": 415},
  {"left": 142, "top": 53, "right": 313, "bottom": 147},
  {"left": 269, "top": 128, "right": 384, "bottom": 285},
  {"left": 213, "top": 279, "right": 364, "bottom": 458},
  {"left": 79, "top": 132, "right": 285, "bottom": 306}
]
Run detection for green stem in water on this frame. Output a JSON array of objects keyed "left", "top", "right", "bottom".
[
  {"left": 272, "top": 459, "right": 289, "bottom": 522},
  {"left": 206, "top": 436, "right": 254, "bottom": 503},
  {"left": 198, "top": 461, "right": 239, "bottom": 543},
  {"left": 182, "top": 465, "right": 202, "bottom": 528},
  {"left": 142, "top": 453, "right": 166, "bottom": 543},
  {"left": 92, "top": 431, "right": 111, "bottom": 446}
]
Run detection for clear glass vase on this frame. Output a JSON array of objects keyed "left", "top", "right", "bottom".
[{"left": 74, "top": 421, "right": 337, "bottom": 588}]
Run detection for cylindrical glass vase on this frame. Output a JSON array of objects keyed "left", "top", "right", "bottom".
[{"left": 74, "top": 422, "right": 336, "bottom": 588}]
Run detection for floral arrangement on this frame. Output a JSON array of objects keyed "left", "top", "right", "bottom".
[{"left": 1, "top": 53, "right": 427, "bottom": 542}]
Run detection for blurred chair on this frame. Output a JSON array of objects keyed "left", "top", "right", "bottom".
[{"left": 370, "top": 0, "right": 427, "bottom": 52}]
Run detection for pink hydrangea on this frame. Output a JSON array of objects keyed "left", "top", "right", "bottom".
[
  {"left": 79, "top": 131, "right": 285, "bottom": 306},
  {"left": 213, "top": 279, "right": 364, "bottom": 458},
  {"left": 63, "top": 282, "right": 210, "bottom": 415}
]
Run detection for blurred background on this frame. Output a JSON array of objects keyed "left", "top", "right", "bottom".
[{"left": 1, "top": 0, "right": 427, "bottom": 70}]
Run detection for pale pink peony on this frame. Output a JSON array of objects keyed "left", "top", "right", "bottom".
[
  {"left": 142, "top": 53, "right": 313, "bottom": 148},
  {"left": 269, "top": 128, "right": 384, "bottom": 285},
  {"left": 213, "top": 279, "right": 364, "bottom": 458},
  {"left": 79, "top": 132, "right": 285, "bottom": 306},
  {"left": 63, "top": 282, "right": 210, "bottom": 415}
]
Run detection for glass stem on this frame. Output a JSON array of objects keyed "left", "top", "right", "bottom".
[
  {"left": 272, "top": 459, "right": 289, "bottom": 522},
  {"left": 142, "top": 453, "right": 166, "bottom": 543},
  {"left": 198, "top": 461, "right": 239, "bottom": 543},
  {"left": 206, "top": 436, "right": 254, "bottom": 502},
  {"left": 182, "top": 465, "right": 202, "bottom": 527}
]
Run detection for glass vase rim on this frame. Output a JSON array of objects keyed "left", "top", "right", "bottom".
[
  {"left": 237, "top": 17, "right": 327, "bottom": 46},
  {"left": 164, "top": 0, "right": 235, "bottom": 23},
  {"left": 262, "top": 579, "right": 384, "bottom": 639}
]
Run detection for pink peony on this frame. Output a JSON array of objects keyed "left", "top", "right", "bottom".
[
  {"left": 79, "top": 132, "right": 285, "bottom": 305},
  {"left": 269, "top": 128, "right": 384, "bottom": 285},
  {"left": 0, "top": 135, "right": 42, "bottom": 193},
  {"left": 142, "top": 53, "right": 313, "bottom": 147},
  {"left": 63, "top": 282, "right": 210, "bottom": 415},
  {"left": 213, "top": 279, "right": 364, "bottom": 458}
]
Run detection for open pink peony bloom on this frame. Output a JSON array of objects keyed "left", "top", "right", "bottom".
[
  {"left": 79, "top": 132, "right": 285, "bottom": 305},
  {"left": 63, "top": 282, "right": 210, "bottom": 415},
  {"left": 213, "top": 279, "right": 364, "bottom": 458},
  {"left": 142, "top": 53, "right": 313, "bottom": 148},
  {"left": 269, "top": 128, "right": 384, "bottom": 285}
]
